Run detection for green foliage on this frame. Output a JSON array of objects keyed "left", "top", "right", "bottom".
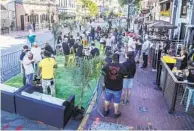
[
  {"left": 4, "top": 74, "right": 23, "bottom": 88},
  {"left": 69, "top": 56, "right": 102, "bottom": 108},
  {"left": 81, "top": 0, "right": 99, "bottom": 16},
  {"left": 59, "top": 12, "right": 68, "bottom": 21},
  {"left": 118, "top": 0, "right": 140, "bottom": 7}
]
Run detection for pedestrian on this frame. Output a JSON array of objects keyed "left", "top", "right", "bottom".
[
  {"left": 173, "top": 45, "right": 188, "bottom": 70},
  {"left": 76, "top": 39, "right": 83, "bottom": 66},
  {"left": 104, "top": 50, "right": 112, "bottom": 65},
  {"left": 90, "top": 43, "right": 100, "bottom": 57},
  {"left": 27, "top": 30, "right": 36, "bottom": 47},
  {"left": 57, "top": 32, "right": 62, "bottom": 45},
  {"left": 141, "top": 36, "right": 150, "bottom": 68},
  {"left": 121, "top": 52, "right": 136, "bottom": 104},
  {"left": 38, "top": 50, "right": 57, "bottom": 97},
  {"left": 62, "top": 38, "right": 70, "bottom": 67},
  {"left": 102, "top": 53, "right": 127, "bottom": 118},
  {"left": 105, "top": 35, "right": 112, "bottom": 54},
  {"left": 134, "top": 38, "right": 142, "bottom": 63},
  {"left": 22, "top": 51, "right": 34, "bottom": 86},
  {"left": 27, "top": 22, "right": 33, "bottom": 31},
  {"left": 44, "top": 43, "right": 55, "bottom": 57},
  {"left": 20, "top": 45, "right": 29, "bottom": 86},
  {"left": 31, "top": 42, "right": 42, "bottom": 79}
]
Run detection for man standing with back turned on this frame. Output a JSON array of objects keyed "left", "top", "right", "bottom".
[
  {"left": 38, "top": 50, "right": 57, "bottom": 97},
  {"left": 102, "top": 53, "right": 126, "bottom": 118}
]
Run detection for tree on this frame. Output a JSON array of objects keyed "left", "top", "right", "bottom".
[
  {"left": 81, "top": 0, "right": 99, "bottom": 16},
  {"left": 118, "top": 0, "right": 140, "bottom": 7},
  {"left": 59, "top": 12, "right": 68, "bottom": 21}
]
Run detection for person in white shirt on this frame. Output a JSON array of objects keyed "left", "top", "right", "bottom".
[
  {"left": 127, "top": 36, "right": 136, "bottom": 52},
  {"left": 23, "top": 51, "right": 34, "bottom": 86},
  {"left": 100, "top": 36, "right": 106, "bottom": 51},
  {"left": 141, "top": 36, "right": 150, "bottom": 68},
  {"left": 31, "top": 42, "right": 42, "bottom": 78}
]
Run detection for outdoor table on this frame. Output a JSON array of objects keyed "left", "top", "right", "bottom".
[{"left": 160, "top": 59, "right": 194, "bottom": 114}]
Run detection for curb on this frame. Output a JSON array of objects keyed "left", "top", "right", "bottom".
[{"left": 78, "top": 92, "right": 97, "bottom": 130}]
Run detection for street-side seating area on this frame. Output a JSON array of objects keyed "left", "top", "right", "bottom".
[
  {"left": 0, "top": 84, "right": 26, "bottom": 113},
  {"left": 0, "top": 84, "right": 75, "bottom": 128}
]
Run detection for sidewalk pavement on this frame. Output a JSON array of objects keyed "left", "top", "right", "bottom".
[
  {"left": 2, "top": 29, "right": 50, "bottom": 38},
  {"left": 82, "top": 65, "right": 194, "bottom": 130}
]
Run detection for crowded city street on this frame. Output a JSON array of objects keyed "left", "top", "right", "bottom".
[{"left": 1, "top": 0, "right": 194, "bottom": 130}]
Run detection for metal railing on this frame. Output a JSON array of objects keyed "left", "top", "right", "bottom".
[
  {"left": 1, "top": 39, "right": 54, "bottom": 82},
  {"left": 160, "top": 59, "right": 194, "bottom": 114}
]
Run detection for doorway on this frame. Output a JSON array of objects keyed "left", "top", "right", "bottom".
[{"left": 20, "top": 15, "right": 24, "bottom": 30}]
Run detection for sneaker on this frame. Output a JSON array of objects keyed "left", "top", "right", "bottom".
[
  {"left": 114, "top": 112, "right": 121, "bottom": 118},
  {"left": 103, "top": 110, "right": 109, "bottom": 117},
  {"left": 121, "top": 100, "right": 125, "bottom": 105}
]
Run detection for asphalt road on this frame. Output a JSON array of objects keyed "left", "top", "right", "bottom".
[{"left": 1, "top": 31, "right": 54, "bottom": 56}]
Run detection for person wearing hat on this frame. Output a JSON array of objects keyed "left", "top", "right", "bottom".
[
  {"left": 22, "top": 51, "right": 34, "bottom": 86},
  {"left": 31, "top": 42, "right": 42, "bottom": 79}
]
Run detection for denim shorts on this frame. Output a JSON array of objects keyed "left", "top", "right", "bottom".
[
  {"left": 123, "top": 78, "right": 134, "bottom": 88},
  {"left": 105, "top": 88, "right": 122, "bottom": 104}
]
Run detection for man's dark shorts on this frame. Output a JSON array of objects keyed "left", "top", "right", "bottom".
[{"left": 105, "top": 88, "right": 122, "bottom": 104}]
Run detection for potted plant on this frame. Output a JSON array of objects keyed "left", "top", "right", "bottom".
[{"left": 69, "top": 56, "right": 103, "bottom": 120}]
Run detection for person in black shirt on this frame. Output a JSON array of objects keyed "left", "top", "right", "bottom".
[
  {"left": 44, "top": 43, "right": 55, "bottom": 56},
  {"left": 121, "top": 52, "right": 136, "bottom": 104},
  {"left": 164, "top": 35, "right": 171, "bottom": 54},
  {"left": 57, "top": 32, "right": 62, "bottom": 44},
  {"left": 90, "top": 43, "right": 100, "bottom": 57},
  {"left": 174, "top": 46, "right": 188, "bottom": 70},
  {"left": 62, "top": 38, "right": 70, "bottom": 67},
  {"left": 20, "top": 45, "right": 29, "bottom": 86},
  {"left": 76, "top": 40, "right": 83, "bottom": 66},
  {"left": 104, "top": 50, "right": 112, "bottom": 65},
  {"left": 69, "top": 35, "right": 75, "bottom": 48},
  {"left": 102, "top": 53, "right": 126, "bottom": 118}
]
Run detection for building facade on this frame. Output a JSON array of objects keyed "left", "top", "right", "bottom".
[
  {"left": 171, "top": 0, "right": 194, "bottom": 43},
  {"left": 57, "top": 0, "right": 76, "bottom": 17},
  {"left": 15, "top": 0, "right": 57, "bottom": 31}
]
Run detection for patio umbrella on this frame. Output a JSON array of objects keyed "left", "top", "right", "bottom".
[{"left": 147, "top": 20, "right": 177, "bottom": 29}]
